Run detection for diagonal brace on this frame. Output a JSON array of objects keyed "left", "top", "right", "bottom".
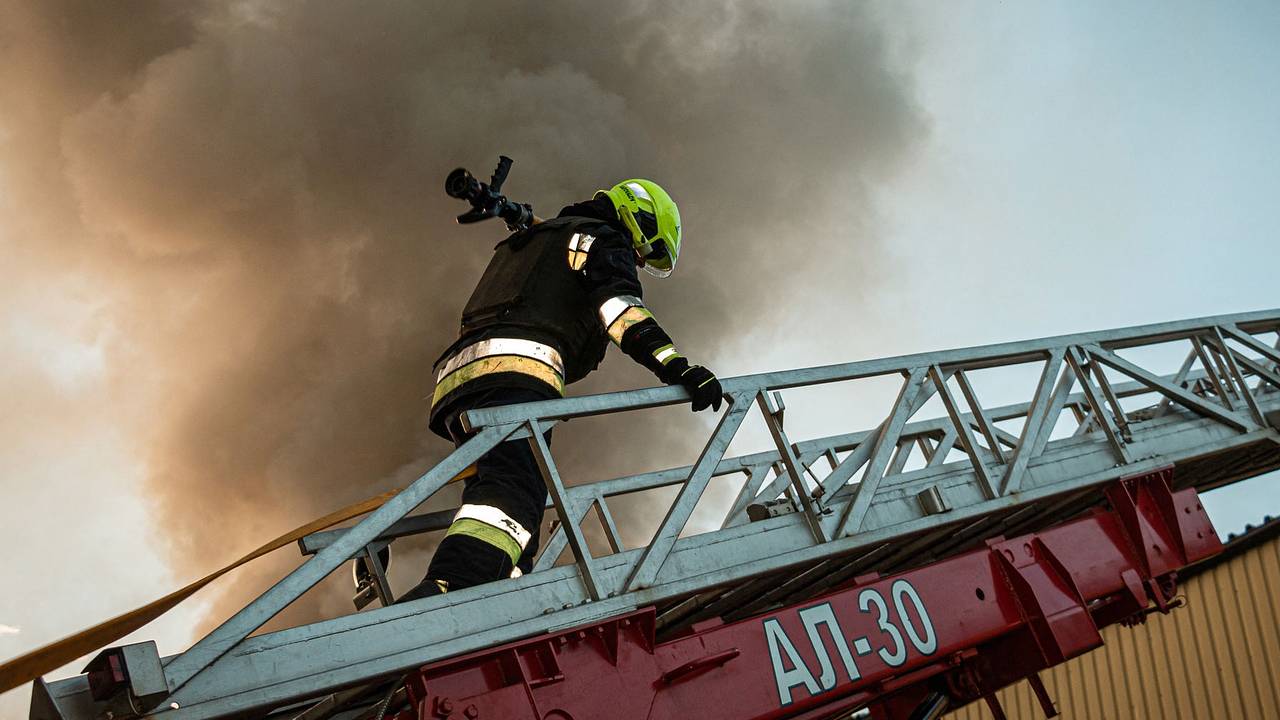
[
  {"left": 927, "top": 428, "right": 958, "bottom": 468},
  {"left": 817, "top": 369, "right": 942, "bottom": 503},
  {"left": 1030, "top": 362, "right": 1077, "bottom": 458},
  {"left": 163, "top": 423, "right": 519, "bottom": 691},
  {"left": 834, "top": 367, "right": 929, "bottom": 537},
  {"left": 1066, "top": 348, "right": 1133, "bottom": 465},
  {"left": 720, "top": 461, "right": 776, "bottom": 529},
  {"left": 999, "top": 348, "right": 1066, "bottom": 495},
  {"left": 1203, "top": 329, "right": 1271, "bottom": 428},
  {"left": 930, "top": 365, "right": 1000, "bottom": 499},
  {"left": 625, "top": 394, "right": 751, "bottom": 591},
  {"left": 758, "top": 392, "right": 829, "bottom": 542},
  {"left": 1152, "top": 347, "right": 1198, "bottom": 419},
  {"left": 528, "top": 418, "right": 602, "bottom": 598},
  {"left": 1220, "top": 324, "right": 1280, "bottom": 366},
  {"left": 955, "top": 369, "right": 1007, "bottom": 464},
  {"left": 1084, "top": 344, "right": 1252, "bottom": 432}
]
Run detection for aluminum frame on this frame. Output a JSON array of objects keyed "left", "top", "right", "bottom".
[{"left": 31, "top": 310, "right": 1280, "bottom": 720}]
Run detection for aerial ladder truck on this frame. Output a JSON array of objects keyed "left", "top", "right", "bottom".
[{"left": 15, "top": 309, "right": 1280, "bottom": 720}]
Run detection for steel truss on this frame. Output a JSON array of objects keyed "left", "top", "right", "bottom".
[{"left": 32, "top": 310, "right": 1280, "bottom": 720}]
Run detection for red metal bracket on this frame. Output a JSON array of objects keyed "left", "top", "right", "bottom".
[
  {"left": 987, "top": 533, "right": 1102, "bottom": 666},
  {"left": 400, "top": 470, "right": 1221, "bottom": 720},
  {"left": 1104, "top": 466, "right": 1219, "bottom": 613}
]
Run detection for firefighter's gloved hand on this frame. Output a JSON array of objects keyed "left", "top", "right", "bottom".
[
  {"left": 658, "top": 358, "right": 722, "bottom": 411},
  {"left": 665, "top": 358, "right": 727, "bottom": 409},
  {"left": 681, "top": 365, "right": 723, "bottom": 411}
]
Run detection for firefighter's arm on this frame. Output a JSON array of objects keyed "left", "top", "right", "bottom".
[
  {"left": 611, "top": 313, "right": 723, "bottom": 412},
  {"left": 583, "top": 232, "right": 723, "bottom": 411}
]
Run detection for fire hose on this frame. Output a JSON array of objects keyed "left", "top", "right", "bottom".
[{"left": 0, "top": 463, "right": 471, "bottom": 695}]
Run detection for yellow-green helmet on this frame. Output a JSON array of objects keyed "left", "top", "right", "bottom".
[{"left": 596, "top": 179, "right": 681, "bottom": 277}]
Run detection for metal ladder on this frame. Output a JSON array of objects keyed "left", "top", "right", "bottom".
[{"left": 32, "top": 309, "right": 1280, "bottom": 720}]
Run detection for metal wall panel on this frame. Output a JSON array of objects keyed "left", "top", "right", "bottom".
[{"left": 947, "top": 533, "right": 1280, "bottom": 719}]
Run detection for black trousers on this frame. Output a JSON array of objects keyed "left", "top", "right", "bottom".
[{"left": 403, "top": 387, "right": 552, "bottom": 601}]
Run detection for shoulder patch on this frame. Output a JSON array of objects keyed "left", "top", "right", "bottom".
[{"left": 567, "top": 232, "right": 596, "bottom": 272}]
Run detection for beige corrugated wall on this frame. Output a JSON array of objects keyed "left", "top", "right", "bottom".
[{"left": 946, "top": 534, "right": 1280, "bottom": 719}]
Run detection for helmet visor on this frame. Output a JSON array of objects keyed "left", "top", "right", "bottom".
[
  {"left": 634, "top": 208, "right": 673, "bottom": 276},
  {"left": 641, "top": 238, "right": 673, "bottom": 277},
  {"left": 635, "top": 209, "right": 659, "bottom": 241},
  {"left": 644, "top": 242, "right": 668, "bottom": 263}
]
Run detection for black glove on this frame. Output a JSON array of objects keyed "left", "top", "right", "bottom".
[
  {"left": 660, "top": 359, "right": 722, "bottom": 412},
  {"left": 683, "top": 365, "right": 723, "bottom": 411}
]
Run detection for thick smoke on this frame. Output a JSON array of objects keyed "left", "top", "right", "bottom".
[{"left": 0, "top": 1, "right": 922, "bottom": 633}]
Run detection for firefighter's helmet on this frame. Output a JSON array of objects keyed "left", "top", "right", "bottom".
[{"left": 597, "top": 179, "right": 682, "bottom": 277}]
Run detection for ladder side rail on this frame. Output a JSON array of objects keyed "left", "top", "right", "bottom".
[
  {"left": 414, "top": 333, "right": 1254, "bottom": 568},
  {"left": 608, "top": 366, "right": 1221, "bottom": 547},
  {"left": 611, "top": 362, "right": 1230, "bottom": 532},
  {"left": 822, "top": 363, "right": 1206, "bottom": 508},
  {"left": 460, "top": 310, "right": 1280, "bottom": 430},
  {"left": 299, "top": 430, "right": 869, "bottom": 557}
]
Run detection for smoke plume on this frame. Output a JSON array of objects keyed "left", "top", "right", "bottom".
[{"left": 0, "top": 0, "right": 923, "bottom": 635}]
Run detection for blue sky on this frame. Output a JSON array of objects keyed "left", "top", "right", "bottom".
[
  {"left": 872, "top": 0, "right": 1280, "bottom": 534},
  {"left": 732, "top": 0, "right": 1279, "bottom": 535}
]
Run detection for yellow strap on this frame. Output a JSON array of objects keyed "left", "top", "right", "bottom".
[{"left": 0, "top": 466, "right": 473, "bottom": 694}]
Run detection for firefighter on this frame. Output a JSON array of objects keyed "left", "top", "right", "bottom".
[{"left": 401, "top": 179, "right": 722, "bottom": 601}]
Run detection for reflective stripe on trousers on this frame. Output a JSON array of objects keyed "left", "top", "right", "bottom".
[{"left": 444, "top": 503, "right": 533, "bottom": 565}]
